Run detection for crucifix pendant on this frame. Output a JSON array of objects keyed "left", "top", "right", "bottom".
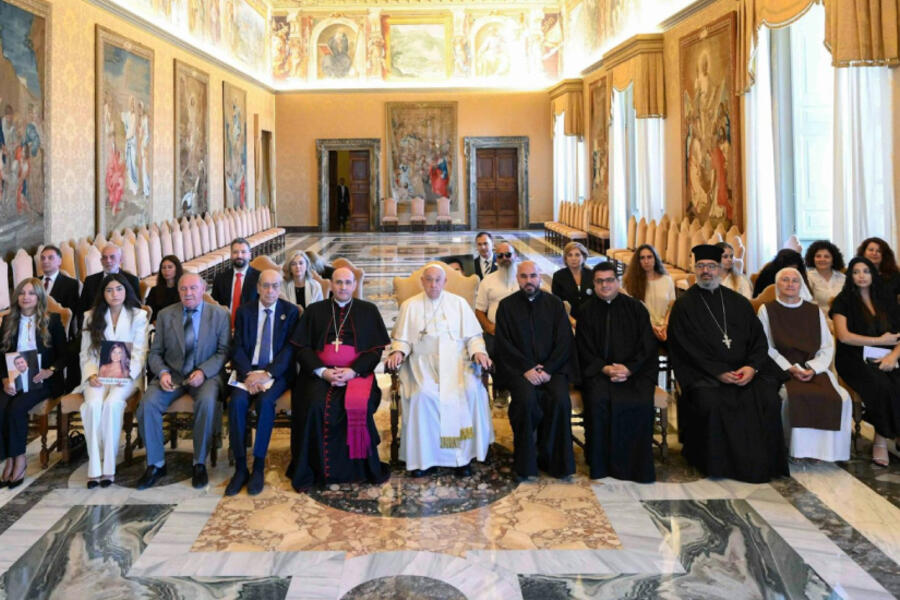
[
  {"left": 332, "top": 339, "right": 343, "bottom": 352},
  {"left": 723, "top": 334, "right": 732, "bottom": 349}
]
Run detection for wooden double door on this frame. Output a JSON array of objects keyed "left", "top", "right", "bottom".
[
  {"left": 476, "top": 147, "right": 518, "bottom": 229},
  {"left": 328, "top": 149, "right": 370, "bottom": 231}
]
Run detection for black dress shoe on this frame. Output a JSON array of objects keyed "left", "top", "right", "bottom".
[
  {"left": 192, "top": 464, "right": 208, "bottom": 489},
  {"left": 455, "top": 464, "right": 473, "bottom": 478},
  {"left": 225, "top": 469, "right": 249, "bottom": 496},
  {"left": 409, "top": 467, "right": 435, "bottom": 478},
  {"left": 87, "top": 480, "right": 99, "bottom": 489},
  {"left": 136, "top": 464, "right": 167, "bottom": 490},
  {"left": 247, "top": 467, "right": 265, "bottom": 496},
  {"left": 100, "top": 478, "right": 113, "bottom": 488}
]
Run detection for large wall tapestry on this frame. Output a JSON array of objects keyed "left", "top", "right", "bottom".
[
  {"left": 384, "top": 14, "right": 452, "bottom": 80},
  {"left": 386, "top": 102, "right": 457, "bottom": 209},
  {"left": 589, "top": 77, "right": 609, "bottom": 204},
  {"left": 174, "top": 60, "right": 208, "bottom": 218},
  {"left": 223, "top": 81, "right": 247, "bottom": 209},
  {"left": 272, "top": 8, "right": 562, "bottom": 87},
  {"left": 96, "top": 26, "right": 153, "bottom": 235},
  {"left": 0, "top": 0, "right": 49, "bottom": 254},
  {"left": 679, "top": 12, "right": 741, "bottom": 229}
]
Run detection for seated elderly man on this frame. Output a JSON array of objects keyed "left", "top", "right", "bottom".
[
  {"left": 757, "top": 267, "right": 852, "bottom": 462},
  {"left": 386, "top": 263, "right": 494, "bottom": 477}
]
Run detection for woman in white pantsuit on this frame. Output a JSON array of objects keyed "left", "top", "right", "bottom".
[{"left": 80, "top": 273, "right": 149, "bottom": 488}]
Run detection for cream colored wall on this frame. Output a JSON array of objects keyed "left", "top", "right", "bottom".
[
  {"left": 47, "top": 0, "right": 275, "bottom": 244},
  {"left": 275, "top": 90, "right": 552, "bottom": 228}
]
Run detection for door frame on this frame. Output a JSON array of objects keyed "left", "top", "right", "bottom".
[
  {"left": 316, "top": 138, "right": 381, "bottom": 232},
  {"left": 464, "top": 136, "right": 529, "bottom": 230}
]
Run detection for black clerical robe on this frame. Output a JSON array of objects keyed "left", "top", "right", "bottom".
[
  {"left": 287, "top": 298, "right": 391, "bottom": 491},
  {"left": 495, "top": 290, "right": 575, "bottom": 478},
  {"left": 668, "top": 285, "right": 789, "bottom": 483},
  {"left": 577, "top": 294, "right": 656, "bottom": 482}
]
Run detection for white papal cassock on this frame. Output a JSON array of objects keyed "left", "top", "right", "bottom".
[{"left": 391, "top": 290, "right": 495, "bottom": 470}]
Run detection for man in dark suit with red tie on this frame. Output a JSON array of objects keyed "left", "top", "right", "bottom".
[
  {"left": 474, "top": 231, "right": 497, "bottom": 280},
  {"left": 41, "top": 245, "right": 83, "bottom": 393},
  {"left": 226, "top": 269, "right": 299, "bottom": 496},
  {"left": 212, "top": 238, "right": 260, "bottom": 327}
]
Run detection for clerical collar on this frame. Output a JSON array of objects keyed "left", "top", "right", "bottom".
[
  {"left": 526, "top": 290, "right": 541, "bottom": 302},
  {"left": 334, "top": 297, "right": 352, "bottom": 308},
  {"left": 775, "top": 296, "right": 803, "bottom": 308},
  {"left": 601, "top": 293, "right": 618, "bottom": 304}
]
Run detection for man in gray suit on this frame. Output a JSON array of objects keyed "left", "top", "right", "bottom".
[{"left": 136, "top": 272, "right": 231, "bottom": 490}]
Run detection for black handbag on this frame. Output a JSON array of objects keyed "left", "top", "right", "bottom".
[{"left": 67, "top": 430, "right": 86, "bottom": 462}]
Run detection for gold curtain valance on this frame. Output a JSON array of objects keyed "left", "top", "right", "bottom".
[
  {"left": 824, "top": 0, "right": 899, "bottom": 67},
  {"left": 549, "top": 79, "right": 585, "bottom": 136},
  {"left": 738, "top": 0, "right": 819, "bottom": 91},
  {"left": 601, "top": 34, "right": 665, "bottom": 118}
]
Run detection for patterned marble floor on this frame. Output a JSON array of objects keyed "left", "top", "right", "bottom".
[{"left": 0, "top": 231, "right": 899, "bottom": 599}]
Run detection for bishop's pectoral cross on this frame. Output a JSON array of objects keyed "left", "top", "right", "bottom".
[
  {"left": 722, "top": 334, "right": 732, "bottom": 349},
  {"left": 332, "top": 338, "right": 343, "bottom": 352}
]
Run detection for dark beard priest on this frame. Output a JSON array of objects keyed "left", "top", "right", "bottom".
[
  {"left": 667, "top": 244, "right": 789, "bottom": 483},
  {"left": 287, "top": 266, "right": 391, "bottom": 491}
]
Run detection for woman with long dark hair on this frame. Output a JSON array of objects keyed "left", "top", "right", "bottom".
[
  {"left": 857, "top": 237, "right": 900, "bottom": 303},
  {"left": 804, "top": 240, "right": 846, "bottom": 310},
  {"left": 146, "top": 255, "right": 183, "bottom": 322},
  {"left": 80, "top": 273, "right": 149, "bottom": 487},
  {"left": 716, "top": 241, "right": 752, "bottom": 298},
  {"left": 830, "top": 257, "right": 900, "bottom": 466},
  {"left": 623, "top": 244, "right": 675, "bottom": 341},
  {"left": 0, "top": 278, "right": 66, "bottom": 489}
]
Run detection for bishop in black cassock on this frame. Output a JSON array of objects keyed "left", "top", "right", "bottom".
[
  {"left": 287, "top": 291, "right": 391, "bottom": 492},
  {"left": 576, "top": 263, "right": 657, "bottom": 482},
  {"left": 495, "top": 261, "right": 575, "bottom": 479},
  {"left": 668, "top": 245, "right": 789, "bottom": 483}
]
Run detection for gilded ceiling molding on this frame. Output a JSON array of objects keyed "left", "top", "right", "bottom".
[{"left": 270, "top": 0, "right": 559, "bottom": 7}]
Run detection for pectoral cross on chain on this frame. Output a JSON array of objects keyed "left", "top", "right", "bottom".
[
  {"left": 332, "top": 338, "right": 343, "bottom": 352},
  {"left": 722, "top": 334, "right": 732, "bottom": 349}
]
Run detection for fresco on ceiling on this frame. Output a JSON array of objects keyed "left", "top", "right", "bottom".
[
  {"left": 271, "top": 8, "right": 563, "bottom": 86},
  {"left": 111, "top": 0, "right": 268, "bottom": 78}
]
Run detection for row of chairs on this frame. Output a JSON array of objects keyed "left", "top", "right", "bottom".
[
  {"left": 543, "top": 201, "right": 611, "bottom": 253},
  {"left": 0, "top": 207, "right": 284, "bottom": 312},
  {"left": 382, "top": 197, "right": 453, "bottom": 232},
  {"left": 607, "top": 215, "right": 746, "bottom": 282}
]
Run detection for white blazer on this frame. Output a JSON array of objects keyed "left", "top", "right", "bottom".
[
  {"left": 80, "top": 306, "right": 150, "bottom": 384},
  {"left": 280, "top": 278, "right": 324, "bottom": 308}
]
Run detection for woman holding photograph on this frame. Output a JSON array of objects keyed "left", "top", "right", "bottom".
[
  {"left": 0, "top": 278, "right": 67, "bottom": 489},
  {"left": 81, "top": 273, "right": 149, "bottom": 488}
]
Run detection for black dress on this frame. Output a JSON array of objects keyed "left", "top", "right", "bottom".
[
  {"left": 288, "top": 299, "right": 391, "bottom": 491},
  {"left": 576, "top": 294, "right": 657, "bottom": 482},
  {"left": 551, "top": 267, "right": 593, "bottom": 320},
  {"left": 668, "top": 285, "right": 789, "bottom": 482},
  {"left": 830, "top": 292, "right": 900, "bottom": 438},
  {"left": 146, "top": 285, "right": 180, "bottom": 322}
]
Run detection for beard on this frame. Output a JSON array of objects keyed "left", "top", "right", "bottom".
[
  {"left": 233, "top": 257, "right": 247, "bottom": 269},
  {"left": 497, "top": 263, "right": 517, "bottom": 286},
  {"left": 697, "top": 275, "right": 721, "bottom": 290}
]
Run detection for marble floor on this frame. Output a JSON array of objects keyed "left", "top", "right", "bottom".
[{"left": 1, "top": 231, "right": 899, "bottom": 599}]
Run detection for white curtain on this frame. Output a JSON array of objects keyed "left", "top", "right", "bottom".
[
  {"left": 635, "top": 117, "right": 665, "bottom": 222},
  {"left": 832, "top": 66, "right": 896, "bottom": 252},
  {"left": 744, "top": 27, "right": 779, "bottom": 273},
  {"left": 552, "top": 112, "right": 582, "bottom": 219},
  {"left": 609, "top": 88, "right": 629, "bottom": 248}
]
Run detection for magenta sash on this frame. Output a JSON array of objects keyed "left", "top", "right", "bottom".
[{"left": 317, "top": 344, "right": 373, "bottom": 459}]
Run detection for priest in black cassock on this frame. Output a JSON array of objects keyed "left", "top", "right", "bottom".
[
  {"left": 287, "top": 266, "right": 391, "bottom": 492},
  {"left": 576, "top": 262, "right": 657, "bottom": 482},
  {"left": 668, "top": 245, "right": 789, "bottom": 483},
  {"left": 495, "top": 261, "right": 576, "bottom": 480}
]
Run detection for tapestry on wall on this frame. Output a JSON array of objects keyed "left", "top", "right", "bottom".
[
  {"left": 679, "top": 12, "right": 741, "bottom": 230},
  {"left": 386, "top": 101, "right": 457, "bottom": 209},
  {"left": 223, "top": 81, "right": 247, "bottom": 209},
  {"left": 96, "top": 26, "right": 153, "bottom": 235},
  {"left": 0, "top": 0, "right": 50, "bottom": 254},
  {"left": 174, "top": 60, "right": 209, "bottom": 218},
  {"left": 589, "top": 76, "right": 609, "bottom": 204}
]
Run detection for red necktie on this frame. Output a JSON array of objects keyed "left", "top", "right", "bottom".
[
  {"left": 44, "top": 276, "right": 51, "bottom": 291},
  {"left": 231, "top": 272, "right": 243, "bottom": 327}
]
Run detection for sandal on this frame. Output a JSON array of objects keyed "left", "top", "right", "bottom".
[{"left": 872, "top": 443, "right": 889, "bottom": 467}]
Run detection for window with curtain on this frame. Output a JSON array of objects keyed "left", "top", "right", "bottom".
[
  {"left": 552, "top": 112, "right": 587, "bottom": 219},
  {"left": 771, "top": 5, "right": 835, "bottom": 246}
]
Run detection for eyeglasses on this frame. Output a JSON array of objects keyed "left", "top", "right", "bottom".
[
  {"left": 595, "top": 277, "right": 617, "bottom": 284},
  {"left": 694, "top": 263, "right": 720, "bottom": 272},
  {"left": 496, "top": 252, "right": 513, "bottom": 258}
]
